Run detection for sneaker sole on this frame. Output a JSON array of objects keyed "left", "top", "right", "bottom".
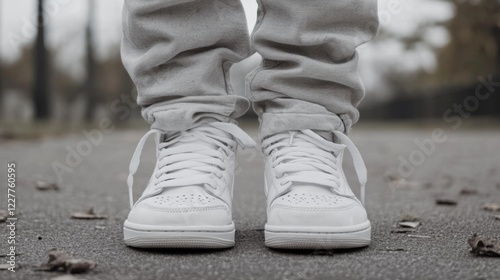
[
  {"left": 123, "top": 221, "right": 235, "bottom": 249},
  {"left": 264, "top": 223, "right": 371, "bottom": 249}
]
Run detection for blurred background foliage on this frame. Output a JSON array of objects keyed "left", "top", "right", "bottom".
[{"left": 0, "top": 0, "right": 499, "bottom": 132}]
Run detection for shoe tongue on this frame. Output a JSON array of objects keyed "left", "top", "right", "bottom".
[
  {"left": 162, "top": 125, "right": 232, "bottom": 149},
  {"left": 289, "top": 130, "right": 345, "bottom": 157},
  {"left": 288, "top": 130, "right": 335, "bottom": 148},
  {"left": 313, "top": 130, "right": 334, "bottom": 142}
]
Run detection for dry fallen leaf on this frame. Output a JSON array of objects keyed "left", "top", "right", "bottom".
[
  {"left": 35, "top": 249, "right": 73, "bottom": 272},
  {"left": 385, "top": 174, "right": 419, "bottom": 189},
  {"left": 64, "top": 259, "right": 97, "bottom": 274},
  {"left": 71, "top": 207, "right": 106, "bottom": 220},
  {"left": 468, "top": 234, "right": 500, "bottom": 257},
  {"left": 459, "top": 188, "right": 479, "bottom": 195},
  {"left": 35, "top": 249, "right": 97, "bottom": 274},
  {"left": 0, "top": 209, "right": 7, "bottom": 223},
  {"left": 399, "top": 214, "right": 419, "bottom": 223},
  {"left": 391, "top": 228, "right": 416, "bottom": 234},
  {"left": 392, "top": 215, "right": 421, "bottom": 232},
  {"left": 35, "top": 181, "right": 59, "bottom": 191},
  {"left": 382, "top": 248, "right": 406, "bottom": 252},
  {"left": 398, "top": 222, "right": 420, "bottom": 228},
  {"left": 483, "top": 203, "right": 500, "bottom": 212},
  {"left": 436, "top": 198, "right": 457, "bottom": 206}
]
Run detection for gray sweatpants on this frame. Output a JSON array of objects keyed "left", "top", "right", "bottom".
[{"left": 121, "top": 0, "right": 379, "bottom": 138}]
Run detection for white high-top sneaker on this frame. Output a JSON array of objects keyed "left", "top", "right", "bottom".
[
  {"left": 123, "top": 122, "right": 255, "bottom": 248},
  {"left": 262, "top": 130, "right": 370, "bottom": 249}
]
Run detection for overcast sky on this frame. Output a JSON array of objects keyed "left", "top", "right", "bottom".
[{"left": 0, "top": 0, "right": 454, "bottom": 99}]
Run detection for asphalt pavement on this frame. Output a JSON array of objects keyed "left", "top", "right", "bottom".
[{"left": 1, "top": 122, "right": 499, "bottom": 280}]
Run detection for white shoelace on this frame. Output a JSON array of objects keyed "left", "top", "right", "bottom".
[
  {"left": 262, "top": 130, "right": 367, "bottom": 205},
  {"left": 127, "top": 122, "right": 256, "bottom": 209}
]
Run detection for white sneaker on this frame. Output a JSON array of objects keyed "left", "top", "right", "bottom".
[
  {"left": 262, "top": 130, "right": 370, "bottom": 249},
  {"left": 123, "top": 122, "right": 255, "bottom": 248}
]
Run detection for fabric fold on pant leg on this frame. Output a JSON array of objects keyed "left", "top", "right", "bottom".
[
  {"left": 121, "top": 0, "right": 252, "bottom": 132},
  {"left": 246, "top": 0, "right": 379, "bottom": 139}
]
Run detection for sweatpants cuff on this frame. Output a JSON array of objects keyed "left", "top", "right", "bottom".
[
  {"left": 142, "top": 95, "right": 250, "bottom": 133},
  {"left": 259, "top": 112, "right": 350, "bottom": 139}
]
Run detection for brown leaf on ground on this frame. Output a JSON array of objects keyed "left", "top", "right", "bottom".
[
  {"left": 392, "top": 214, "right": 421, "bottom": 232},
  {"left": 35, "top": 249, "right": 73, "bottom": 272},
  {"left": 483, "top": 203, "right": 500, "bottom": 212},
  {"left": 35, "top": 181, "right": 59, "bottom": 191},
  {"left": 0, "top": 209, "right": 7, "bottom": 223},
  {"left": 391, "top": 228, "right": 416, "bottom": 234},
  {"left": 468, "top": 234, "right": 500, "bottom": 257},
  {"left": 385, "top": 174, "right": 419, "bottom": 189},
  {"left": 34, "top": 249, "right": 97, "bottom": 274},
  {"left": 398, "top": 221, "right": 420, "bottom": 228},
  {"left": 71, "top": 207, "right": 106, "bottom": 220},
  {"left": 382, "top": 248, "right": 406, "bottom": 252},
  {"left": 459, "top": 188, "right": 479, "bottom": 195},
  {"left": 399, "top": 214, "right": 419, "bottom": 222},
  {"left": 436, "top": 198, "right": 457, "bottom": 206},
  {"left": 64, "top": 259, "right": 97, "bottom": 274}
]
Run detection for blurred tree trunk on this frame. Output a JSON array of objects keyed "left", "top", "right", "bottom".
[
  {"left": 493, "top": 25, "right": 500, "bottom": 78},
  {"left": 84, "top": 0, "right": 96, "bottom": 122},
  {"left": 33, "top": 0, "right": 51, "bottom": 120},
  {"left": 493, "top": 24, "right": 500, "bottom": 118}
]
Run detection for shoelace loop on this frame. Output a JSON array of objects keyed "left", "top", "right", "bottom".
[{"left": 127, "top": 122, "right": 256, "bottom": 209}]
